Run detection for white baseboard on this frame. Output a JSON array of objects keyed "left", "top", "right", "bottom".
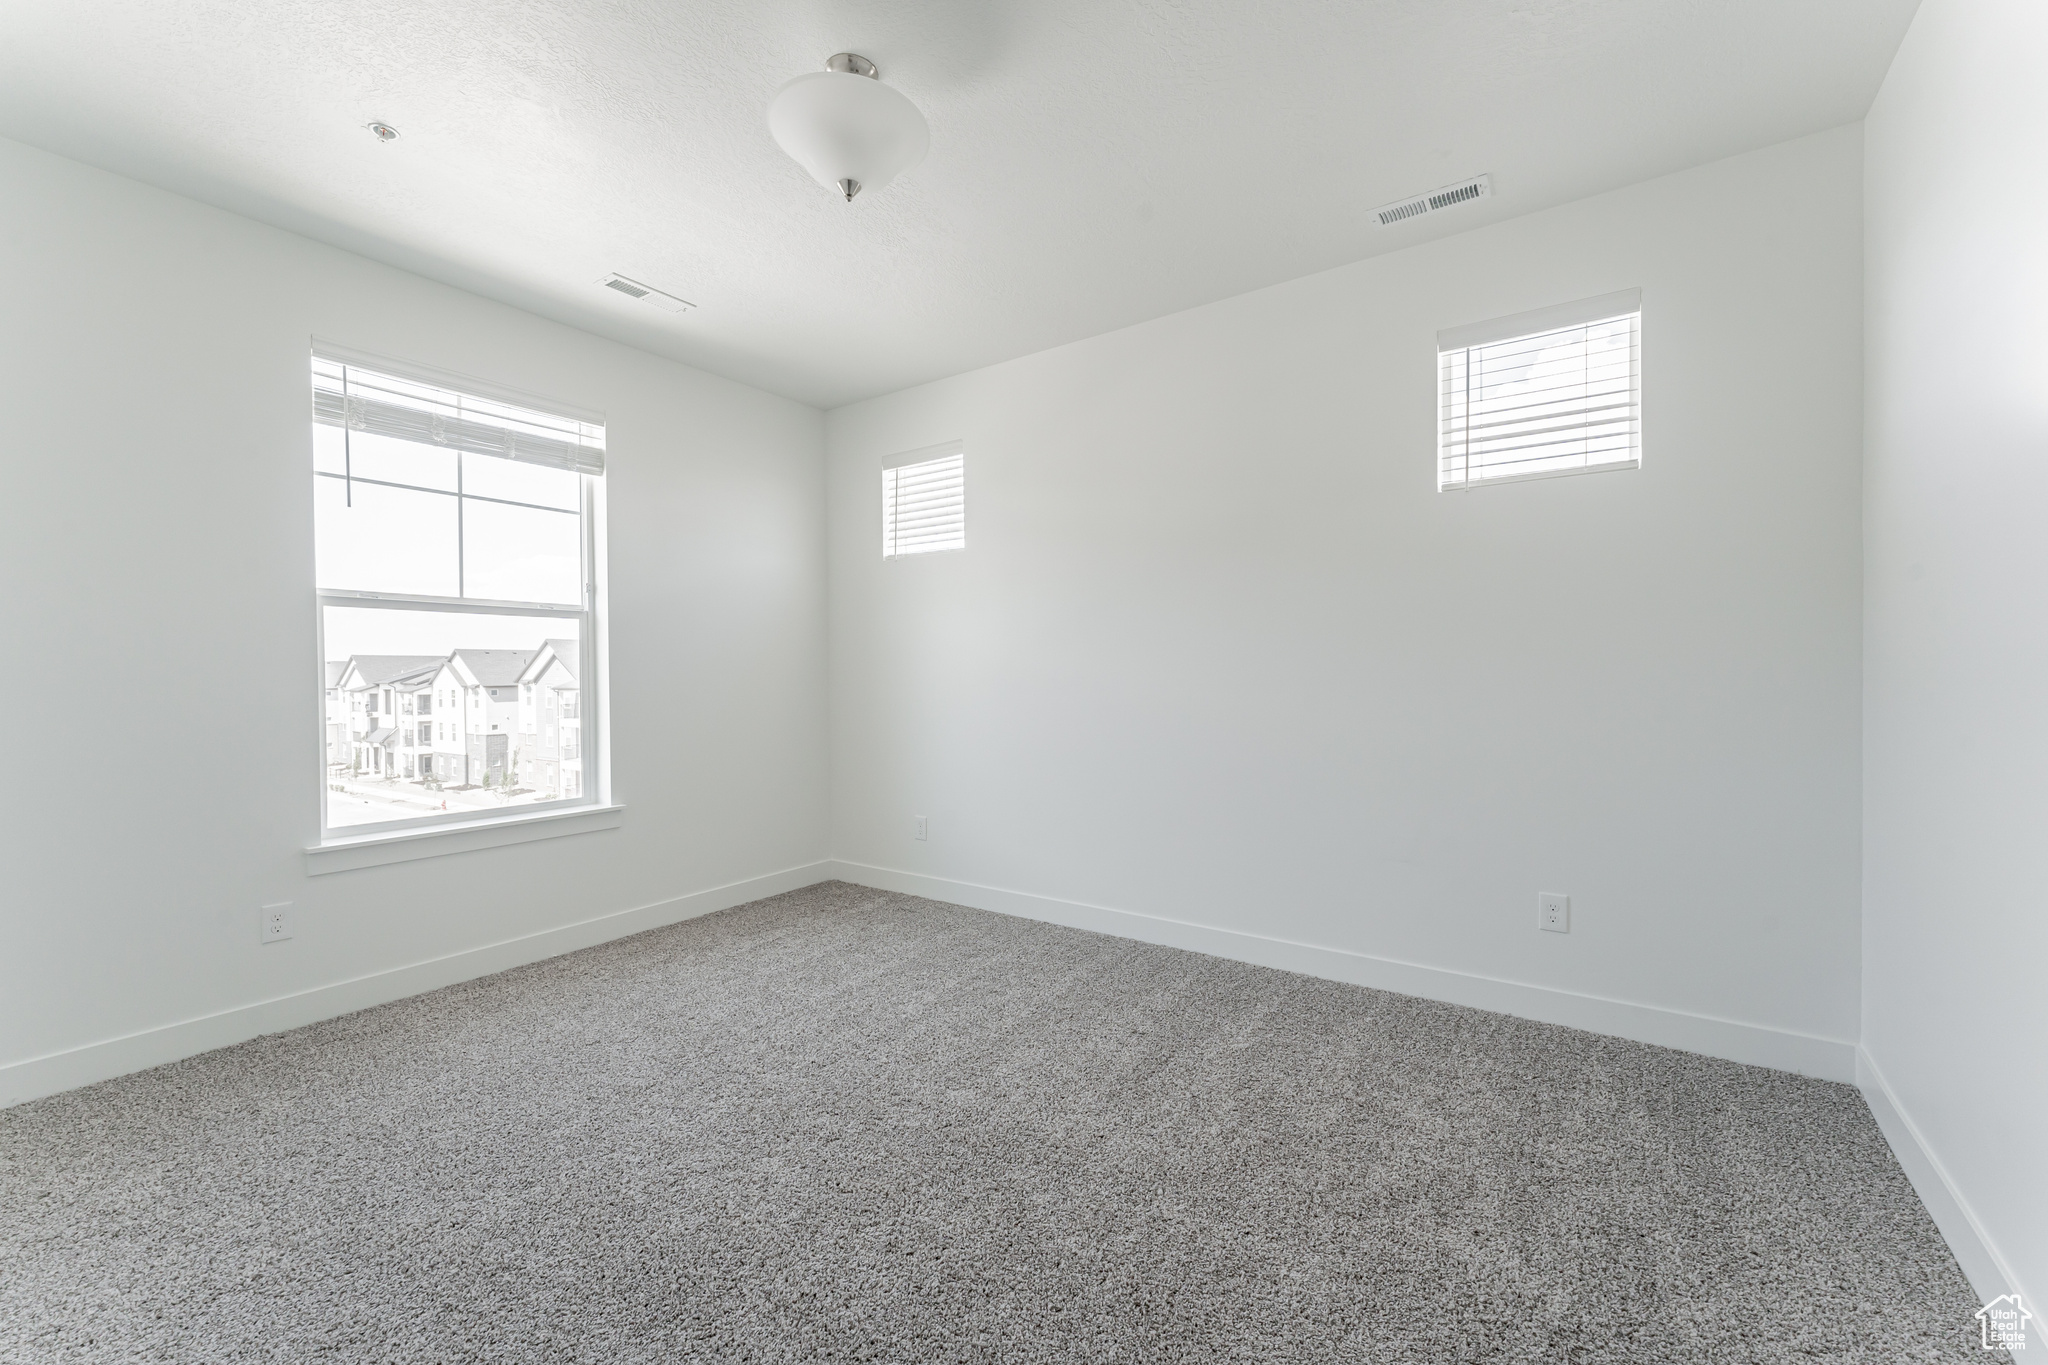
[
  {"left": 827, "top": 863, "right": 2029, "bottom": 1310},
  {"left": 825, "top": 860, "right": 1860, "bottom": 1083},
  {"left": 11, "top": 857, "right": 2012, "bottom": 1316},
  {"left": 1857, "top": 1046, "right": 2028, "bottom": 1309},
  {"left": 0, "top": 860, "right": 837, "bottom": 1109}
]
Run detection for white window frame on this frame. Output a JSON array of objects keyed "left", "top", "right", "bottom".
[
  {"left": 882, "top": 441, "right": 966, "bottom": 558},
  {"left": 307, "top": 342, "right": 613, "bottom": 861},
  {"left": 1437, "top": 288, "right": 1642, "bottom": 491}
]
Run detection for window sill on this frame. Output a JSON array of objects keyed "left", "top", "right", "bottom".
[
  {"left": 304, "top": 804, "right": 624, "bottom": 876},
  {"left": 1441, "top": 457, "right": 1640, "bottom": 492}
]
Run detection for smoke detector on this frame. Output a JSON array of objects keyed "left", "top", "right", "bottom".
[
  {"left": 597, "top": 274, "right": 694, "bottom": 314},
  {"left": 1372, "top": 174, "right": 1492, "bottom": 227}
]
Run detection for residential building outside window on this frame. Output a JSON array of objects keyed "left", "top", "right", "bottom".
[
  {"left": 313, "top": 348, "right": 606, "bottom": 835},
  {"left": 512, "top": 639, "right": 585, "bottom": 801}
]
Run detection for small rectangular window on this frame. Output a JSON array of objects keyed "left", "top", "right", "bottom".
[
  {"left": 1437, "top": 289, "right": 1640, "bottom": 491},
  {"left": 882, "top": 444, "right": 965, "bottom": 557}
]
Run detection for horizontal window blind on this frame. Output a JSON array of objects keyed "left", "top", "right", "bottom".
[
  {"left": 1438, "top": 292, "right": 1640, "bottom": 491},
  {"left": 882, "top": 451, "right": 965, "bottom": 557},
  {"left": 312, "top": 355, "right": 605, "bottom": 475}
]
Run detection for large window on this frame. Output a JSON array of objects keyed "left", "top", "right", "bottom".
[
  {"left": 312, "top": 349, "right": 604, "bottom": 837},
  {"left": 1437, "top": 289, "right": 1641, "bottom": 491},
  {"left": 882, "top": 444, "right": 965, "bottom": 557}
]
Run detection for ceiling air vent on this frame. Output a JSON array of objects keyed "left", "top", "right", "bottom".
[
  {"left": 597, "top": 273, "right": 694, "bottom": 314},
  {"left": 1372, "top": 174, "right": 1492, "bottom": 228}
]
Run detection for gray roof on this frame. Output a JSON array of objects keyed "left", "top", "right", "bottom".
[
  {"left": 325, "top": 661, "right": 348, "bottom": 688},
  {"left": 452, "top": 649, "right": 537, "bottom": 686},
  {"left": 362, "top": 726, "right": 396, "bottom": 745},
  {"left": 346, "top": 655, "right": 445, "bottom": 687}
]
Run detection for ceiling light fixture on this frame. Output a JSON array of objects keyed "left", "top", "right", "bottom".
[{"left": 768, "top": 53, "right": 928, "bottom": 202}]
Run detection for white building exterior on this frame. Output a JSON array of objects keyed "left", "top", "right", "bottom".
[
  {"left": 324, "top": 661, "right": 349, "bottom": 766},
  {"left": 334, "top": 656, "right": 442, "bottom": 778},
  {"left": 516, "top": 639, "right": 583, "bottom": 800},
  {"left": 390, "top": 672, "right": 434, "bottom": 781},
  {"left": 427, "top": 650, "right": 534, "bottom": 788}
]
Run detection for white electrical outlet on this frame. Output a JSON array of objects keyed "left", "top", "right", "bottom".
[
  {"left": 1538, "top": 892, "right": 1569, "bottom": 934},
  {"left": 261, "top": 902, "right": 293, "bottom": 944},
  {"left": 913, "top": 815, "right": 928, "bottom": 841}
]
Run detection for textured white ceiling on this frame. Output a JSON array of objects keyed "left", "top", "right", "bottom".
[{"left": 0, "top": 0, "right": 1915, "bottom": 408}]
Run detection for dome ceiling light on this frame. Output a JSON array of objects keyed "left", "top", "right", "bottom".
[{"left": 768, "top": 53, "right": 929, "bottom": 203}]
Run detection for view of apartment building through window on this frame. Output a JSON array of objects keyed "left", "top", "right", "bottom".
[{"left": 312, "top": 351, "right": 604, "bottom": 833}]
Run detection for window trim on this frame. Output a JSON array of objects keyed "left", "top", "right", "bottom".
[
  {"left": 310, "top": 344, "right": 608, "bottom": 850},
  {"left": 1436, "top": 288, "right": 1642, "bottom": 492},
  {"left": 881, "top": 440, "right": 967, "bottom": 559},
  {"left": 303, "top": 803, "right": 625, "bottom": 875}
]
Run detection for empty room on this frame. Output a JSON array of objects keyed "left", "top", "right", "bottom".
[{"left": 1, "top": 0, "right": 2041, "bottom": 1359}]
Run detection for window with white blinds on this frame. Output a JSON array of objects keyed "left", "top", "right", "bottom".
[
  {"left": 313, "top": 354, "right": 605, "bottom": 475},
  {"left": 882, "top": 445, "right": 965, "bottom": 557},
  {"left": 1438, "top": 289, "right": 1641, "bottom": 490},
  {"left": 309, "top": 344, "right": 606, "bottom": 840}
]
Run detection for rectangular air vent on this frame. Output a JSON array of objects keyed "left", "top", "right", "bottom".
[
  {"left": 597, "top": 273, "right": 694, "bottom": 314},
  {"left": 1372, "top": 174, "right": 1492, "bottom": 228}
]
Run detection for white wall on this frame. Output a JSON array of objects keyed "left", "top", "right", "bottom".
[
  {"left": 827, "top": 127, "right": 1865, "bottom": 1074},
  {"left": 5, "top": 46, "right": 2026, "bottom": 1304},
  {"left": 0, "top": 136, "right": 829, "bottom": 1103},
  {"left": 1861, "top": 0, "right": 2046, "bottom": 1308}
]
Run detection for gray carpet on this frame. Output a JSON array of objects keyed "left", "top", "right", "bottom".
[{"left": 0, "top": 882, "right": 1994, "bottom": 1363}]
